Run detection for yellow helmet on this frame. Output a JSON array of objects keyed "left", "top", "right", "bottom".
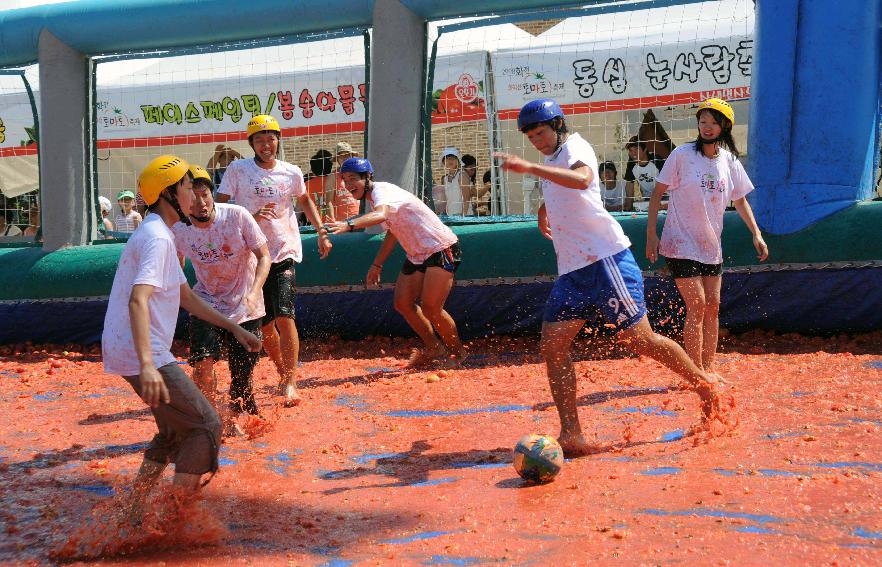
[
  {"left": 247, "top": 114, "right": 281, "bottom": 138},
  {"left": 696, "top": 98, "right": 734, "bottom": 125},
  {"left": 138, "top": 155, "right": 190, "bottom": 205},
  {"left": 189, "top": 164, "right": 213, "bottom": 185}
]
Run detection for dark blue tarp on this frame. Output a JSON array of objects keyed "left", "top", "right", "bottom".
[{"left": 3, "top": 267, "right": 880, "bottom": 345}]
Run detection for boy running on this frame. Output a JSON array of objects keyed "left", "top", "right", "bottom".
[
  {"left": 173, "top": 165, "right": 271, "bottom": 433},
  {"left": 327, "top": 157, "right": 464, "bottom": 366},
  {"left": 102, "top": 155, "right": 261, "bottom": 506},
  {"left": 216, "top": 115, "right": 332, "bottom": 406},
  {"left": 496, "top": 99, "right": 728, "bottom": 456}
]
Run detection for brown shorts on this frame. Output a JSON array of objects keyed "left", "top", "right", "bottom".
[{"left": 123, "top": 362, "right": 221, "bottom": 475}]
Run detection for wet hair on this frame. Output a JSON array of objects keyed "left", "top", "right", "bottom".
[
  {"left": 625, "top": 136, "right": 647, "bottom": 152},
  {"left": 310, "top": 149, "right": 334, "bottom": 177},
  {"left": 482, "top": 170, "right": 491, "bottom": 184},
  {"left": 599, "top": 161, "right": 617, "bottom": 176},
  {"left": 693, "top": 108, "right": 740, "bottom": 157},
  {"left": 192, "top": 178, "right": 213, "bottom": 192}
]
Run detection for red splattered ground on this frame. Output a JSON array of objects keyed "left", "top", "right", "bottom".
[{"left": 1, "top": 330, "right": 881, "bottom": 565}]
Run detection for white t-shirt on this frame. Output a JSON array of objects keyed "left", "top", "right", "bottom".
[
  {"left": 542, "top": 133, "right": 631, "bottom": 275},
  {"left": 368, "top": 181, "right": 458, "bottom": 264},
  {"left": 172, "top": 204, "right": 267, "bottom": 324},
  {"left": 631, "top": 161, "right": 660, "bottom": 200},
  {"left": 600, "top": 180, "right": 627, "bottom": 210},
  {"left": 217, "top": 158, "right": 305, "bottom": 264},
  {"left": 114, "top": 210, "right": 142, "bottom": 233},
  {"left": 1, "top": 223, "right": 22, "bottom": 236},
  {"left": 442, "top": 171, "right": 468, "bottom": 216},
  {"left": 102, "top": 213, "right": 187, "bottom": 376},
  {"left": 656, "top": 144, "right": 754, "bottom": 264}
]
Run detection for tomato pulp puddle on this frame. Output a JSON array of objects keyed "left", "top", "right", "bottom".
[{"left": 0, "top": 331, "right": 880, "bottom": 565}]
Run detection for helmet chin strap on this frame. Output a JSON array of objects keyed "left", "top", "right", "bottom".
[
  {"left": 160, "top": 192, "right": 192, "bottom": 226},
  {"left": 699, "top": 135, "right": 720, "bottom": 145},
  {"left": 360, "top": 178, "right": 373, "bottom": 200}
]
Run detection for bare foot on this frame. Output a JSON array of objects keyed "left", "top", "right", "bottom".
[
  {"left": 279, "top": 383, "right": 302, "bottom": 407},
  {"left": 704, "top": 371, "right": 730, "bottom": 385},
  {"left": 693, "top": 381, "right": 738, "bottom": 434},
  {"left": 222, "top": 420, "right": 246, "bottom": 438},
  {"left": 406, "top": 346, "right": 447, "bottom": 369},
  {"left": 557, "top": 432, "right": 606, "bottom": 458}
]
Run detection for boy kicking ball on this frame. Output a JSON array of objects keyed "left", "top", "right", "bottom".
[{"left": 496, "top": 99, "right": 730, "bottom": 456}]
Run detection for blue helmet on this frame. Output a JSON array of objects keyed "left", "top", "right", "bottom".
[
  {"left": 517, "top": 99, "right": 564, "bottom": 131},
  {"left": 340, "top": 157, "right": 373, "bottom": 174}
]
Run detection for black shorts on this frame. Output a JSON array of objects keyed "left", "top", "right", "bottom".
[
  {"left": 664, "top": 256, "right": 723, "bottom": 279},
  {"left": 401, "top": 242, "right": 462, "bottom": 276},
  {"left": 189, "top": 317, "right": 263, "bottom": 415},
  {"left": 262, "top": 258, "right": 296, "bottom": 325},
  {"left": 189, "top": 316, "right": 262, "bottom": 364}
]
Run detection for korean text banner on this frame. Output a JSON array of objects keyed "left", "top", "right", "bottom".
[{"left": 491, "top": 35, "right": 752, "bottom": 112}]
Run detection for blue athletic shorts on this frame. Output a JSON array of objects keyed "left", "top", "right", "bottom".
[{"left": 543, "top": 248, "right": 647, "bottom": 330}]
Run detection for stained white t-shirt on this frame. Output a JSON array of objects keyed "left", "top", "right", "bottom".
[
  {"left": 102, "top": 213, "right": 187, "bottom": 376},
  {"left": 217, "top": 158, "right": 305, "bottom": 264},
  {"left": 631, "top": 161, "right": 660, "bottom": 200},
  {"left": 368, "top": 181, "right": 458, "bottom": 264},
  {"left": 542, "top": 133, "right": 631, "bottom": 275},
  {"left": 656, "top": 144, "right": 754, "bottom": 265},
  {"left": 600, "top": 180, "right": 627, "bottom": 210},
  {"left": 172, "top": 203, "right": 267, "bottom": 324}
]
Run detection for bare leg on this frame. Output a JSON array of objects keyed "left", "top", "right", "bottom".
[
  {"left": 674, "top": 276, "right": 706, "bottom": 369},
  {"left": 618, "top": 316, "right": 723, "bottom": 428},
  {"left": 540, "top": 319, "right": 605, "bottom": 457},
  {"left": 393, "top": 270, "right": 445, "bottom": 365},
  {"left": 273, "top": 317, "right": 301, "bottom": 407},
  {"left": 191, "top": 359, "right": 217, "bottom": 400},
  {"left": 700, "top": 275, "right": 722, "bottom": 372},
  {"left": 419, "top": 267, "right": 463, "bottom": 357},
  {"left": 172, "top": 472, "right": 202, "bottom": 490},
  {"left": 262, "top": 321, "right": 284, "bottom": 377},
  {"left": 121, "top": 457, "right": 166, "bottom": 523},
  {"left": 192, "top": 358, "right": 239, "bottom": 436}
]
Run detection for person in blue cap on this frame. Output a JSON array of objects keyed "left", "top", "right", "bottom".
[
  {"left": 495, "top": 99, "right": 731, "bottom": 456},
  {"left": 326, "top": 157, "right": 465, "bottom": 368}
]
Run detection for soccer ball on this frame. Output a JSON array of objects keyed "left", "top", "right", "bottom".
[{"left": 512, "top": 434, "right": 564, "bottom": 483}]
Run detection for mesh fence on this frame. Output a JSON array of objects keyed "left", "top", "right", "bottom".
[
  {"left": 0, "top": 66, "right": 40, "bottom": 241},
  {"left": 93, "top": 31, "right": 368, "bottom": 238},
  {"left": 425, "top": 0, "right": 755, "bottom": 218}
]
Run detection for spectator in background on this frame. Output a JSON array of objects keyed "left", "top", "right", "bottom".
[
  {"left": 206, "top": 144, "right": 243, "bottom": 191},
  {"left": 23, "top": 202, "right": 40, "bottom": 237},
  {"left": 326, "top": 142, "right": 361, "bottom": 222},
  {"left": 624, "top": 136, "right": 665, "bottom": 211},
  {"left": 598, "top": 161, "right": 629, "bottom": 212},
  {"left": 0, "top": 209, "right": 21, "bottom": 236},
  {"left": 475, "top": 170, "right": 492, "bottom": 216},
  {"left": 462, "top": 154, "right": 479, "bottom": 215},
  {"left": 98, "top": 195, "right": 114, "bottom": 238},
  {"left": 115, "top": 190, "right": 143, "bottom": 233},
  {"left": 306, "top": 149, "right": 334, "bottom": 221},
  {"left": 439, "top": 147, "right": 471, "bottom": 216}
]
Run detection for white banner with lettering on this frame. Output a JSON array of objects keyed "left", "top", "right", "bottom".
[{"left": 491, "top": 35, "right": 752, "bottom": 111}]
